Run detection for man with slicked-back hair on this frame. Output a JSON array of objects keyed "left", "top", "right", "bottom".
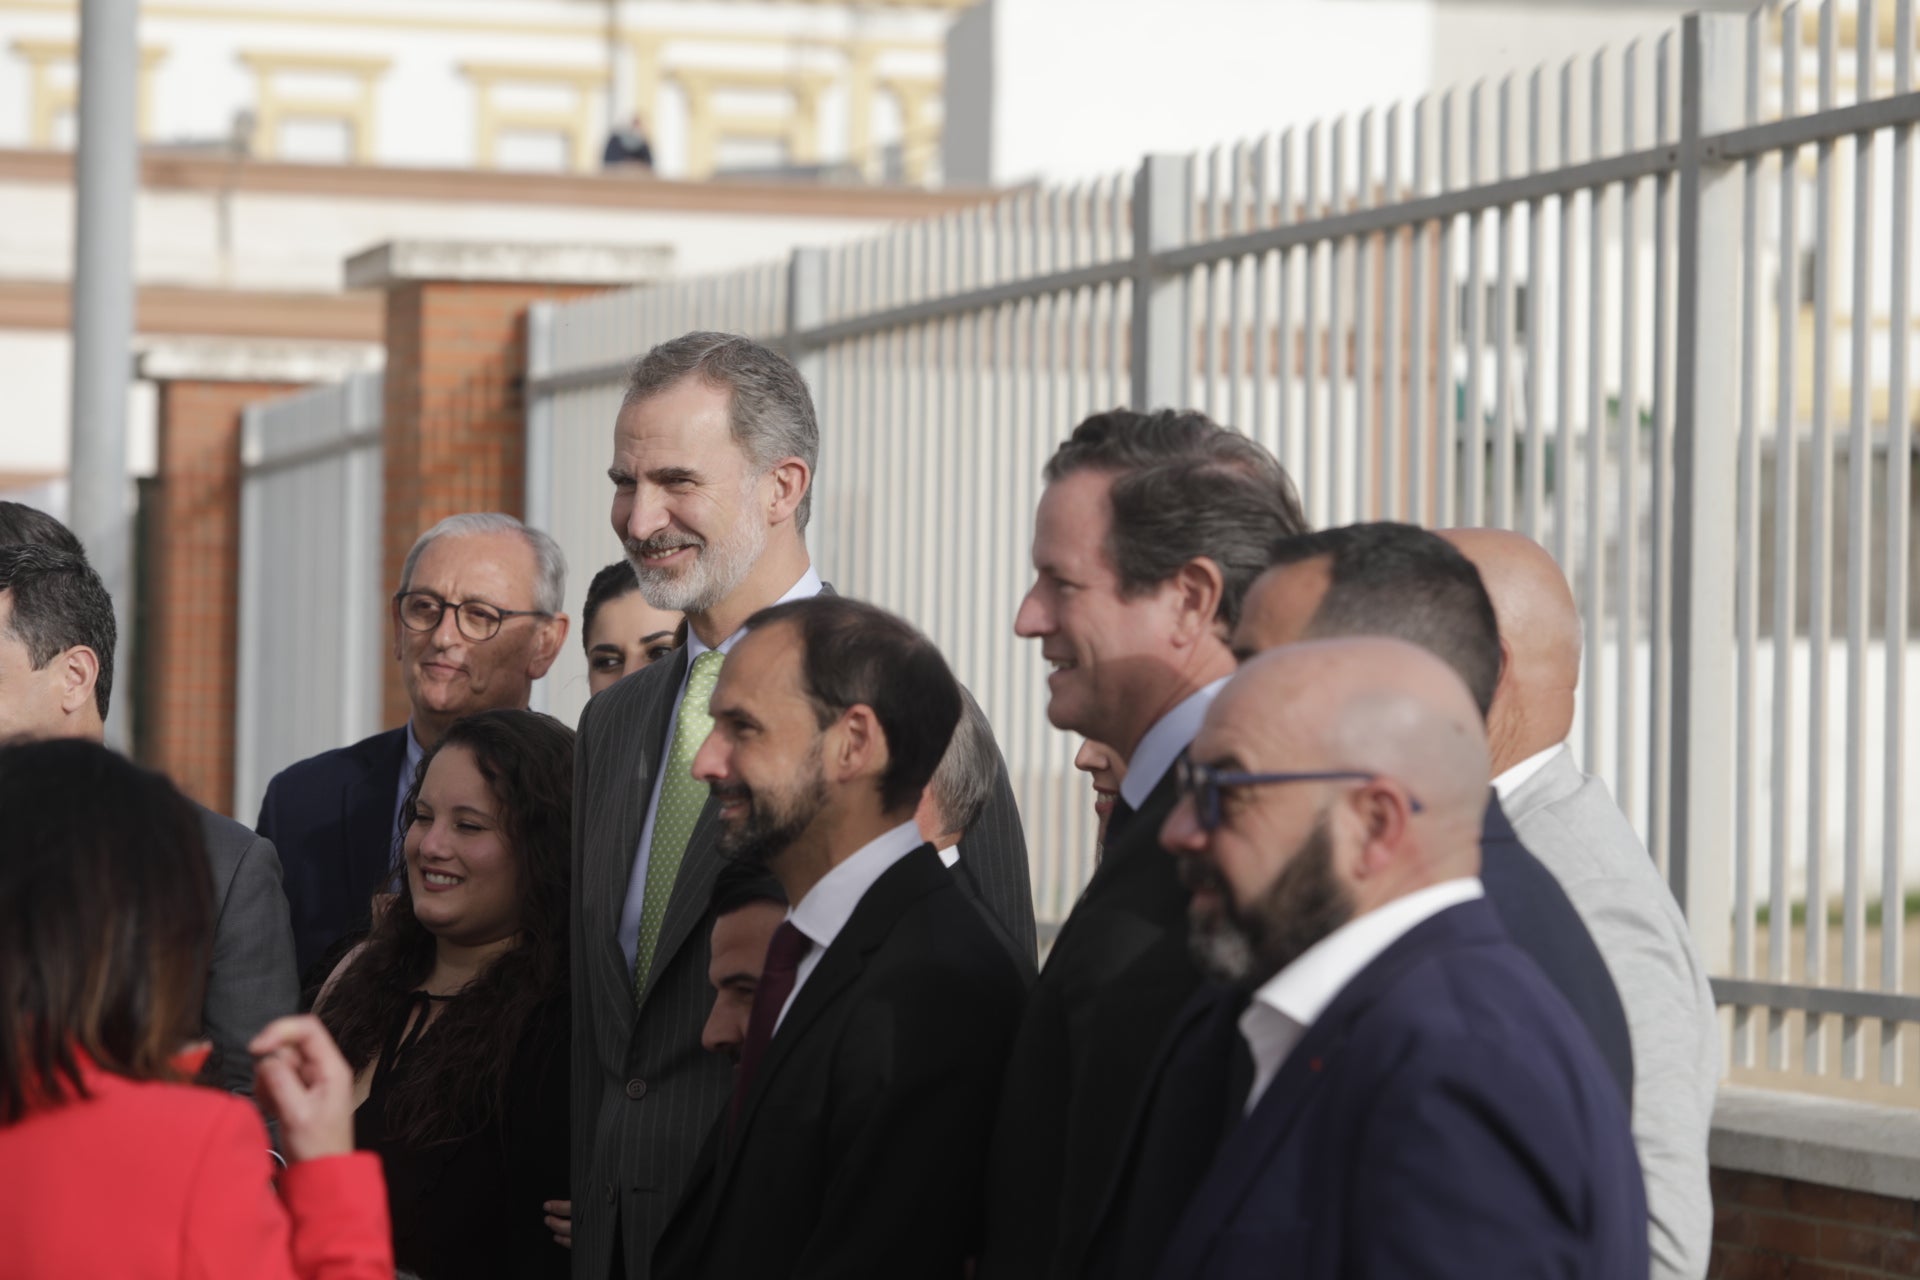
[{"left": 981, "top": 409, "right": 1306, "bottom": 1280}]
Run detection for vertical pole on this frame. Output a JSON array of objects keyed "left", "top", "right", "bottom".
[
  {"left": 1670, "top": 12, "right": 1743, "bottom": 976},
  {"left": 1131, "top": 154, "right": 1192, "bottom": 410},
  {"left": 68, "top": 0, "right": 139, "bottom": 751},
  {"left": 523, "top": 304, "right": 553, "bottom": 716}
]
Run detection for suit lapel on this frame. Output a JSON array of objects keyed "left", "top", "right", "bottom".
[
  {"left": 722, "top": 849, "right": 948, "bottom": 1162},
  {"left": 588, "top": 653, "right": 683, "bottom": 1033},
  {"left": 341, "top": 727, "right": 407, "bottom": 901}
]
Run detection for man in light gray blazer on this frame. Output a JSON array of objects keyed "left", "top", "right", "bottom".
[
  {"left": 1443, "top": 527, "right": 1719, "bottom": 1280},
  {"left": 572, "top": 333, "right": 1035, "bottom": 1280},
  {"left": 0, "top": 542, "right": 298, "bottom": 1097}
]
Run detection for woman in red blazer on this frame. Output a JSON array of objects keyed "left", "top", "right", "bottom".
[{"left": 0, "top": 738, "right": 393, "bottom": 1280}]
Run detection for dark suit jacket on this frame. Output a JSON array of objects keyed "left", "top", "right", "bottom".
[
  {"left": 195, "top": 805, "right": 299, "bottom": 1097},
  {"left": 1481, "top": 792, "right": 1635, "bottom": 1102},
  {"left": 254, "top": 726, "right": 409, "bottom": 979},
  {"left": 980, "top": 767, "right": 1195, "bottom": 1280},
  {"left": 572, "top": 640, "right": 1035, "bottom": 1280},
  {"left": 653, "top": 847, "right": 1029, "bottom": 1279},
  {"left": 1146, "top": 899, "right": 1647, "bottom": 1280}
]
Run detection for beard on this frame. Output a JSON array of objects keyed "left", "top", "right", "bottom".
[
  {"left": 1185, "top": 811, "right": 1354, "bottom": 987},
  {"left": 623, "top": 483, "right": 769, "bottom": 614},
  {"left": 712, "top": 743, "right": 827, "bottom": 868}
]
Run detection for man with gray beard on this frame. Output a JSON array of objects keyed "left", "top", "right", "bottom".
[
  {"left": 567, "top": 333, "right": 1035, "bottom": 1279},
  {"left": 1092, "top": 639, "right": 1645, "bottom": 1280}
]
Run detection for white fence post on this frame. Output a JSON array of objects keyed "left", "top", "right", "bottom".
[
  {"left": 1131, "top": 154, "right": 1191, "bottom": 410},
  {"left": 1670, "top": 11, "right": 1745, "bottom": 973},
  {"left": 524, "top": 301, "right": 555, "bottom": 716},
  {"left": 788, "top": 247, "right": 828, "bottom": 390}
]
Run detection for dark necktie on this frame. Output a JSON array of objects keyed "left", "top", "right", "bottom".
[
  {"left": 1105, "top": 797, "right": 1139, "bottom": 850},
  {"left": 729, "top": 920, "right": 812, "bottom": 1131}
]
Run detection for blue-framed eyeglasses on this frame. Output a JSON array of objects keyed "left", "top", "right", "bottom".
[{"left": 1173, "top": 756, "right": 1426, "bottom": 832}]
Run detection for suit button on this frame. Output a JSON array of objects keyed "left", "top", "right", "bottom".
[{"left": 625, "top": 1078, "right": 648, "bottom": 1100}]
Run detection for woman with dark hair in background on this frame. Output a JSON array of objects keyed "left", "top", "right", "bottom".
[
  {"left": 318, "top": 708, "right": 574, "bottom": 1278},
  {"left": 582, "top": 559, "right": 681, "bottom": 695},
  {"left": 0, "top": 739, "right": 390, "bottom": 1278}
]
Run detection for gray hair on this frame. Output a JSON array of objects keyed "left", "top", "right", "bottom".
[
  {"left": 622, "top": 331, "right": 820, "bottom": 531},
  {"left": 927, "top": 687, "right": 1001, "bottom": 840},
  {"left": 398, "top": 513, "right": 567, "bottom": 616}
]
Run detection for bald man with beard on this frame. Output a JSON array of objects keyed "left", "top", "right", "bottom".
[
  {"left": 1105, "top": 639, "right": 1643, "bottom": 1280},
  {"left": 1440, "top": 527, "right": 1717, "bottom": 1280}
]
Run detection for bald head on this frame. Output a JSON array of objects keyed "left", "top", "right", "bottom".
[
  {"left": 1163, "top": 636, "right": 1490, "bottom": 985},
  {"left": 1219, "top": 638, "right": 1491, "bottom": 836},
  {"left": 1437, "top": 529, "right": 1581, "bottom": 774}
]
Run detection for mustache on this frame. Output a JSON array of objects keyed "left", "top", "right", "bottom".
[
  {"left": 625, "top": 533, "right": 706, "bottom": 560},
  {"left": 1178, "top": 854, "right": 1232, "bottom": 900},
  {"left": 709, "top": 781, "right": 751, "bottom": 803}
]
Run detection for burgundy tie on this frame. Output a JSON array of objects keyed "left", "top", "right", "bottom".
[{"left": 729, "top": 920, "right": 812, "bottom": 1131}]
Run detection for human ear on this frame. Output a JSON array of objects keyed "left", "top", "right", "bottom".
[
  {"left": 1168, "top": 557, "right": 1226, "bottom": 646},
  {"left": 765, "top": 458, "right": 812, "bottom": 528},
  {"left": 54, "top": 645, "right": 100, "bottom": 717},
  {"left": 527, "top": 613, "right": 571, "bottom": 678}
]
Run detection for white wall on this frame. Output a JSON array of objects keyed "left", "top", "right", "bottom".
[{"left": 945, "top": 0, "right": 1439, "bottom": 188}]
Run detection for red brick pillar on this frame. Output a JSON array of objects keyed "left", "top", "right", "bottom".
[
  {"left": 136, "top": 341, "right": 380, "bottom": 814},
  {"left": 346, "top": 242, "right": 670, "bottom": 728}
]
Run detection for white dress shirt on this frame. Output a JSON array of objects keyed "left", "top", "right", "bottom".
[
  {"left": 616, "top": 564, "right": 825, "bottom": 970},
  {"left": 1118, "top": 678, "right": 1229, "bottom": 811},
  {"left": 1238, "top": 877, "right": 1485, "bottom": 1112},
  {"left": 1492, "top": 742, "right": 1566, "bottom": 803},
  {"left": 777, "top": 819, "right": 927, "bottom": 1029}
]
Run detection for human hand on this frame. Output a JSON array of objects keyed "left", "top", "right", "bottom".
[
  {"left": 250, "top": 1015, "right": 356, "bottom": 1164},
  {"left": 544, "top": 1200, "right": 573, "bottom": 1248}
]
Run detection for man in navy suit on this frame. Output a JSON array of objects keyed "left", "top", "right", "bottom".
[
  {"left": 255, "top": 512, "right": 569, "bottom": 979},
  {"left": 1228, "top": 521, "right": 1634, "bottom": 1100},
  {"left": 1129, "top": 637, "right": 1644, "bottom": 1280}
]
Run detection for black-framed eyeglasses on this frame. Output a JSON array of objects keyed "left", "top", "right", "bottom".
[
  {"left": 394, "top": 591, "right": 553, "bottom": 643},
  {"left": 1173, "top": 756, "right": 1426, "bottom": 832}
]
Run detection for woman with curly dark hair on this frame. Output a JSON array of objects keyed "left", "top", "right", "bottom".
[{"left": 317, "top": 708, "right": 573, "bottom": 1279}]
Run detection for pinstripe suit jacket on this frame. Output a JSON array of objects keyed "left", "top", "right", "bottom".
[{"left": 572, "top": 635, "right": 1036, "bottom": 1280}]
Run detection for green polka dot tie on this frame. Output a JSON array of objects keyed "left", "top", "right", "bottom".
[{"left": 633, "top": 648, "right": 726, "bottom": 1004}]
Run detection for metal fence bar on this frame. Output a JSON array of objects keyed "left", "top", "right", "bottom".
[
  {"left": 1409, "top": 105, "right": 1428, "bottom": 526},
  {"left": 1555, "top": 60, "right": 1576, "bottom": 566},
  {"left": 1841, "top": 0, "right": 1878, "bottom": 1081},
  {"left": 1649, "top": 32, "right": 1677, "bottom": 879},
  {"left": 1382, "top": 107, "right": 1403, "bottom": 521},
  {"left": 1885, "top": 0, "right": 1915, "bottom": 1087},
  {"left": 1769, "top": 1, "right": 1802, "bottom": 1073},
  {"left": 1438, "top": 92, "right": 1459, "bottom": 527},
  {"left": 1806, "top": 0, "right": 1838, "bottom": 1075},
  {"left": 1523, "top": 69, "right": 1546, "bottom": 540},
  {"left": 1671, "top": 9, "right": 1743, "bottom": 1005},
  {"left": 1585, "top": 51, "right": 1609, "bottom": 782},
  {"left": 1732, "top": 4, "right": 1765, "bottom": 1070},
  {"left": 1619, "top": 42, "right": 1642, "bottom": 826}
]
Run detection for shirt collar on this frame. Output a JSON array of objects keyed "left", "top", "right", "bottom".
[
  {"left": 1245, "top": 876, "right": 1485, "bottom": 1033},
  {"left": 1119, "top": 678, "right": 1228, "bottom": 810},
  {"left": 1492, "top": 742, "right": 1567, "bottom": 802},
  {"left": 685, "top": 564, "right": 824, "bottom": 663},
  {"left": 787, "top": 819, "right": 925, "bottom": 952}
]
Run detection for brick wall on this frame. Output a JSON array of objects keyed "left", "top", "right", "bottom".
[
  {"left": 1712, "top": 1168, "right": 1920, "bottom": 1278},
  {"left": 376, "top": 279, "right": 606, "bottom": 727},
  {"left": 143, "top": 378, "right": 301, "bottom": 814}
]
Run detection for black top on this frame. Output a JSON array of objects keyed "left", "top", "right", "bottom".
[{"left": 355, "top": 989, "right": 571, "bottom": 1279}]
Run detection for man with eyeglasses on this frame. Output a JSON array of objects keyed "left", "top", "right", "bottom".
[
  {"left": 1099, "top": 637, "right": 1645, "bottom": 1280},
  {"left": 980, "top": 409, "right": 1306, "bottom": 1280},
  {"left": 256, "top": 511, "right": 569, "bottom": 979}
]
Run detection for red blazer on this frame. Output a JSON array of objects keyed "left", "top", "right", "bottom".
[{"left": 0, "top": 1055, "right": 392, "bottom": 1279}]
